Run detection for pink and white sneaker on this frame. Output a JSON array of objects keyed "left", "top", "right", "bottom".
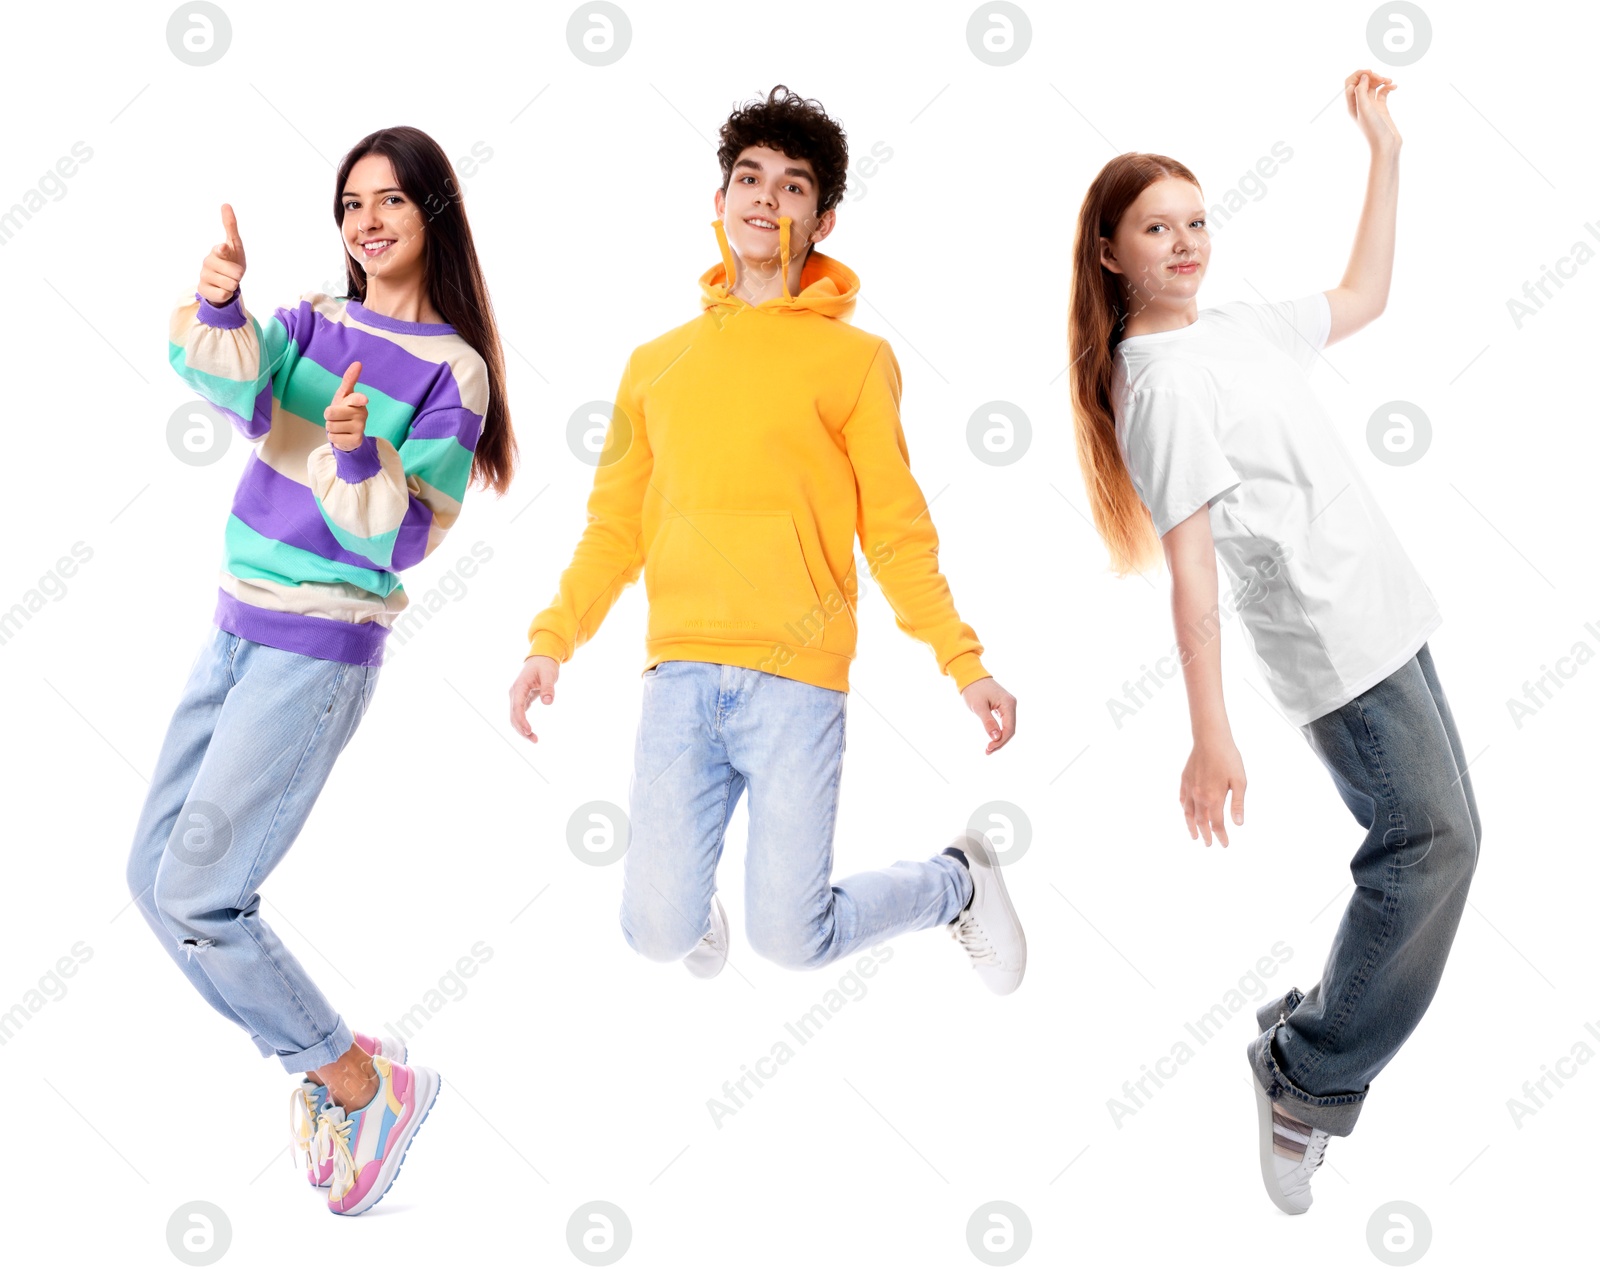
[
  {"left": 315, "top": 1054, "right": 441, "bottom": 1216},
  {"left": 289, "top": 1031, "right": 408, "bottom": 1188}
]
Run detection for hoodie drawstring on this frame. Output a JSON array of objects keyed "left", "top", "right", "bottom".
[
  {"left": 709, "top": 214, "right": 798, "bottom": 302},
  {"left": 778, "top": 216, "right": 793, "bottom": 300},
  {"left": 711, "top": 218, "right": 739, "bottom": 294}
]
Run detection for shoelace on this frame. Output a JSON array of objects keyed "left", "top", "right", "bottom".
[
  {"left": 1302, "top": 1132, "right": 1329, "bottom": 1173},
  {"left": 952, "top": 912, "right": 998, "bottom": 965},
  {"left": 313, "top": 1112, "right": 359, "bottom": 1201},
  {"left": 289, "top": 1085, "right": 322, "bottom": 1171}
]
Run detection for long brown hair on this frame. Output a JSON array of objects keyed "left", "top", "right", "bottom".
[
  {"left": 1068, "top": 152, "right": 1203, "bottom": 575},
  {"left": 333, "top": 126, "right": 515, "bottom": 497}
]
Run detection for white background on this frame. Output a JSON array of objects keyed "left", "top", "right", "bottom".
[{"left": 0, "top": 1, "right": 1593, "bottom": 1265}]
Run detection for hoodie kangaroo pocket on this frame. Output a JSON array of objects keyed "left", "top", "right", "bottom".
[{"left": 645, "top": 509, "right": 835, "bottom": 653}]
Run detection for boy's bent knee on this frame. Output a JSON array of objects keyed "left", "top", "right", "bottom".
[
  {"left": 619, "top": 910, "right": 703, "bottom": 964},
  {"left": 747, "top": 924, "right": 830, "bottom": 971}
]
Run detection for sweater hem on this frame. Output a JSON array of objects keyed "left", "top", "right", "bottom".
[{"left": 214, "top": 587, "right": 388, "bottom": 667}]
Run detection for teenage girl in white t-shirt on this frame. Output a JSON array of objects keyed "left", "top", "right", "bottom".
[{"left": 1067, "top": 71, "right": 1481, "bottom": 1215}]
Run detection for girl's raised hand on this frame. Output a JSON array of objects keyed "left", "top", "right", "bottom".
[
  {"left": 324, "top": 361, "right": 369, "bottom": 451},
  {"left": 198, "top": 202, "right": 247, "bottom": 305},
  {"left": 1344, "top": 69, "right": 1402, "bottom": 151},
  {"left": 1179, "top": 733, "right": 1246, "bottom": 848}
]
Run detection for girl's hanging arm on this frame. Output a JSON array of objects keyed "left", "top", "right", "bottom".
[
  {"left": 1164, "top": 506, "right": 1246, "bottom": 848},
  {"left": 1325, "top": 69, "right": 1403, "bottom": 348}
]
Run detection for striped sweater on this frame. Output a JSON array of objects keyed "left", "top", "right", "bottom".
[{"left": 168, "top": 290, "right": 488, "bottom": 666}]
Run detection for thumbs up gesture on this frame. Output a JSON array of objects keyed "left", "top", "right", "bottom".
[
  {"left": 324, "top": 361, "right": 369, "bottom": 452},
  {"left": 198, "top": 202, "right": 247, "bottom": 305}
]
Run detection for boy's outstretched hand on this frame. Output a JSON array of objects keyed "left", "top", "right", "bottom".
[
  {"left": 510, "top": 654, "right": 560, "bottom": 741},
  {"left": 962, "top": 676, "right": 1017, "bottom": 754}
]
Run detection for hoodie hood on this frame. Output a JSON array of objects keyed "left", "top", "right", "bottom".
[{"left": 699, "top": 214, "right": 859, "bottom": 321}]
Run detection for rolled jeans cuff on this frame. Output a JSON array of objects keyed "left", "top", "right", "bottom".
[
  {"left": 274, "top": 1018, "right": 354, "bottom": 1075},
  {"left": 1245, "top": 987, "right": 1366, "bottom": 1137}
]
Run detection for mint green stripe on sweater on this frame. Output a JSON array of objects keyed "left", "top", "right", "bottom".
[
  {"left": 399, "top": 435, "right": 475, "bottom": 502},
  {"left": 167, "top": 311, "right": 295, "bottom": 418},
  {"left": 316, "top": 511, "right": 402, "bottom": 571},
  {"left": 281, "top": 360, "right": 415, "bottom": 449},
  {"left": 223, "top": 514, "right": 402, "bottom": 598},
  {"left": 166, "top": 345, "right": 258, "bottom": 420}
]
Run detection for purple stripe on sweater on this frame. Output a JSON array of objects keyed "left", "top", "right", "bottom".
[
  {"left": 392, "top": 501, "right": 434, "bottom": 573},
  {"left": 214, "top": 590, "right": 388, "bottom": 667},
  {"left": 407, "top": 404, "right": 483, "bottom": 448},
  {"left": 332, "top": 434, "right": 384, "bottom": 483},
  {"left": 298, "top": 301, "right": 464, "bottom": 412},
  {"left": 232, "top": 453, "right": 392, "bottom": 569},
  {"left": 197, "top": 291, "right": 247, "bottom": 330},
  {"left": 214, "top": 393, "right": 271, "bottom": 442},
  {"left": 347, "top": 300, "right": 454, "bottom": 337}
]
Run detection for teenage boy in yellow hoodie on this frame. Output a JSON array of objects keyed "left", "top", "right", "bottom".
[{"left": 508, "top": 86, "right": 1025, "bottom": 993}]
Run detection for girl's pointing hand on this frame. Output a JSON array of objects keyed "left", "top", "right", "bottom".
[
  {"left": 198, "top": 202, "right": 247, "bottom": 305},
  {"left": 325, "top": 361, "right": 369, "bottom": 452}
]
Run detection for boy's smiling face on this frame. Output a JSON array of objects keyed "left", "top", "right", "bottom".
[{"left": 714, "top": 144, "right": 834, "bottom": 269}]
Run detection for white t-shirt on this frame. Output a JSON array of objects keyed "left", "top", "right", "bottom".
[{"left": 1110, "top": 291, "right": 1441, "bottom": 726}]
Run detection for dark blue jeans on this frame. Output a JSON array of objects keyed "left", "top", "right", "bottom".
[{"left": 1248, "top": 643, "right": 1481, "bottom": 1135}]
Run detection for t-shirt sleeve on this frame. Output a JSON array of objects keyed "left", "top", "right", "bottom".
[
  {"left": 1235, "top": 292, "right": 1331, "bottom": 372},
  {"left": 1118, "top": 379, "right": 1240, "bottom": 538}
]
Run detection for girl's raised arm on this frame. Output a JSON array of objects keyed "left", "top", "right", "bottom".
[
  {"left": 1164, "top": 505, "right": 1246, "bottom": 847},
  {"left": 167, "top": 202, "right": 294, "bottom": 440},
  {"left": 1325, "top": 70, "right": 1403, "bottom": 348}
]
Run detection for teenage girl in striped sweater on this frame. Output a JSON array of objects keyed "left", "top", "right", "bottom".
[{"left": 125, "top": 126, "right": 513, "bottom": 1216}]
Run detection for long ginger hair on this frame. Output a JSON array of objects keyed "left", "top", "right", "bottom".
[{"left": 1068, "top": 153, "right": 1204, "bottom": 575}]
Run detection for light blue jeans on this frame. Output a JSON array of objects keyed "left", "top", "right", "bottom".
[
  {"left": 125, "top": 625, "right": 377, "bottom": 1073},
  {"left": 620, "top": 660, "right": 972, "bottom": 967},
  {"left": 1248, "top": 643, "right": 1481, "bottom": 1134}
]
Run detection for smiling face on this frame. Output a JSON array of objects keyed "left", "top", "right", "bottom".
[
  {"left": 714, "top": 143, "right": 834, "bottom": 268},
  {"left": 341, "top": 152, "right": 429, "bottom": 287},
  {"left": 1099, "top": 176, "right": 1210, "bottom": 318}
]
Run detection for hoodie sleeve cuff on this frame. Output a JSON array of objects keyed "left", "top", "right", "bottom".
[
  {"left": 946, "top": 651, "right": 991, "bottom": 693},
  {"left": 196, "top": 290, "right": 247, "bottom": 329},
  {"left": 527, "top": 630, "right": 570, "bottom": 662}
]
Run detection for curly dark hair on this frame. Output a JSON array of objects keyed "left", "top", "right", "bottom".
[{"left": 717, "top": 84, "right": 850, "bottom": 215}]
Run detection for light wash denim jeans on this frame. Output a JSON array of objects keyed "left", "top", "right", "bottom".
[
  {"left": 125, "top": 624, "right": 377, "bottom": 1073},
  {"left": 619, "top": 660, "right": 972, "bottom": 968},
  {"left": 1248, "top": 643, "right": 1481, "bottom": 1135}
]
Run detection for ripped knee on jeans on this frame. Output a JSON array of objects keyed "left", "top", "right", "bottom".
[{"left": 181, "top": 937, "right": 216, "bottom": 956}]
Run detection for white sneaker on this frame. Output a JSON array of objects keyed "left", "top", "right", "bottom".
[
  {"left": 1254, "top": 1080, "right": 1330, "bottom": 1214},
  {"left": 683, "top": 893, "right": 729, "bottom": 979},
  {"left": 944, "top": 833, "right": 1026, "bottom": 994}
]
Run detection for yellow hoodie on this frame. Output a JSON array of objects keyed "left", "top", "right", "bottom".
[{"left": 525, "top": 216, "right": 989, "bottom": 694}]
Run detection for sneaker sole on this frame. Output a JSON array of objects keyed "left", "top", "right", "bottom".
[
  {"left": 1253, "top": 1079, "right": 1310, "bottom": 1216},
  {"left": 963, "top": 832, "right": 1026, "bottom": 994},
  {"left": 331, "top": 1067, "right": 442, "bottom": 1217}
]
